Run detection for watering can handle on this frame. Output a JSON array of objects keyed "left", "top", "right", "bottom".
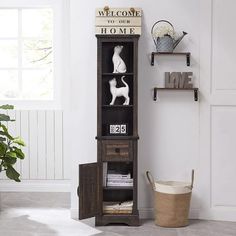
[
  {"left": 151, "top": 20, "right": 175, "bottom": 36},
  {"left": 146, "top": 171, "right": 155, "bottom": 192}
]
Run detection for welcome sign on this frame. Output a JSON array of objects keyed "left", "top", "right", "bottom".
[{"left": 95, "top": 7, "right": 142, "bottom": 35}]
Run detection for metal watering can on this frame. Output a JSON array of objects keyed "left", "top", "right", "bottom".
[{"left": 151, "top": 20, "right": 187, "bottom": 53}]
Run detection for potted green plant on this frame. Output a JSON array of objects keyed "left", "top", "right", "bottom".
[{"left": 0, "top": 105, "right": 25, "bottom": 182}]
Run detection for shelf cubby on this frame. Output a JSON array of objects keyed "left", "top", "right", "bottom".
[
  {"left": 102, "top": 108, "right": 133, "bottom": 136},
  {"left": 102, "top": 74, "right": 133, "bottom": 106},
  {"left": 102, "top": 42, "right": 134, "bottom": 73}
]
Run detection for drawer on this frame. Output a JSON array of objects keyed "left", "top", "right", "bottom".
[{"left": 102, "top": 140, "right": 133, "bottom": 161}]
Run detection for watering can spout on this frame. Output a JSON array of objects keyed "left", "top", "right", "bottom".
[{"left": 173, "top": 31, "right": 188, "bottom": 49}]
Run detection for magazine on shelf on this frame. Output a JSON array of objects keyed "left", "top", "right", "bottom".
[
  {"left": 103, "top": 163, "right": 108, "bottom": 187},
  {"left": 104, "top": 168, "right": 133, "bottom": 187},
  {"left": 103, "top": 201, "right": 133, "bottom": 214},
  {"left": 107, "top": 183, "right": 133, "bottom": 187},
  {"left": 107, "top": 173, "right": 131, "bottom": 179}
]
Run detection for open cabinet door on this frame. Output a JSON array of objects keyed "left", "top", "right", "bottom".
[{"left": 78, "top": 163, "right": 101, "bottom": 220}]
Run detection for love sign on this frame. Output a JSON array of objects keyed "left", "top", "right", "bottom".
[{"left": 165, "top": 72, "right": 193, "bottom": 89}]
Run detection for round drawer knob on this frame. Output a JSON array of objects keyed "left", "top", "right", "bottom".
[{"left": 115, "top": 148, "right": 120, "bottom": 153}]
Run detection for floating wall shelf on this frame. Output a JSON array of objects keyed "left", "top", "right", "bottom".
[
  {"left": 153, "top": 87, "right": 199, "bottom": 101},
  {"left": 151, "top": 52, "right": 191, "bottom": 66}
]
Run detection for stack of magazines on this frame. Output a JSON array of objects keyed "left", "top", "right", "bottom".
[
  {"left": 107, "top": 172, "right": 133, "bottom": 187},
  {"left": 103, "top": 201, "right": 133, "bottom": 214},
  {"left": 103, "top": 163, "right": 133, "bottom": 187}
]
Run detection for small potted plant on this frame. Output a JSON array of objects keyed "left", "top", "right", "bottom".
[
  {"left": 0, "top": 105, "right": 25, "bottom": 182},
  {"left": 151, "top": 20, "right": 187, "bottom": 52}
]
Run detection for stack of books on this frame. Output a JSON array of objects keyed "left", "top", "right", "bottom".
[
  {"left": 103, "top": 163, "right": 133, "bottom": 187},
  {"left": 106, "top": 173, "right": 133, "bottom": 187},
  {"left": 103, "top": 201, "right": 133, "bottom": 214}
]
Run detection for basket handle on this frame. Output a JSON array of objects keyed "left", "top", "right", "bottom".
[
  {"left": 146, "top": 171, "right": 155, "bottom": 191},
  {"left": 190, "top": 169, "right": 194, "bottom": 189}
]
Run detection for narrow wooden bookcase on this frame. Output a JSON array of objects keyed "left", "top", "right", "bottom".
[{"left": 78, "top": 35, "right": 140, "bottom": 226}]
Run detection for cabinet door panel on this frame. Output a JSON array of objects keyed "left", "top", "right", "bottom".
[{"left": 79, "top": 163, "right": 101, "bottom": 219}]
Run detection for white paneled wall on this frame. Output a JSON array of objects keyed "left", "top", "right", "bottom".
[
  {"left": 199, "top": 0, "right": 236, "bottom": 221},
  {"left": 0, "top": 110, "right": 69, "bottom": 182}
]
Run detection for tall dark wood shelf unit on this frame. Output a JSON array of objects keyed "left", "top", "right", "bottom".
[{"left": 78, "top": 35, "right": 140, "bottom": 226}]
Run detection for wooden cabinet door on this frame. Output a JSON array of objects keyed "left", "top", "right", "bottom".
[{"left": 79, "top": 163, "right": 101, "bottom": 220}]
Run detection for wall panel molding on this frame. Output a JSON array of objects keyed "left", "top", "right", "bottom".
[
  {"left": 0, "top": 110, "right": 69, "bottom": 183},
  {"left": 211, "top": 0, "right": 236, "bottom": 92},
  {"left": 211, "top": 105, "right": 236, "bottom": 208}
]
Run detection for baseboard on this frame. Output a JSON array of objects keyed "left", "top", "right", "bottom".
[
  {"left": 139, "top": 207, "right": 154, "bottom": 219},
  {"left": 0, "top": 180, "right": 71, "bottom": 192},
  {"left": 189, "top": 208, "right": 200, "bottom": 219},
  {"left": 70, "top": 207, "right": 200, "bottom": 220},
  {"left": 0, "top": 192, "right": 70, "bottom": 208},
  {"left": 139, "top": 207, "right": 199, "bottom": 219},
  {"left": 71, "top": 208, "right": 78, "bottom": 219}
]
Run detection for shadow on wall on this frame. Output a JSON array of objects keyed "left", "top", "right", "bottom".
[{"left": 138, "top": 13, "right": 159, "bottom": 210}]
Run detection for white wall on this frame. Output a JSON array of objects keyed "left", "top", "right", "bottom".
[{"left": 68, "top": 0, "right": 200, "bottom": 218}]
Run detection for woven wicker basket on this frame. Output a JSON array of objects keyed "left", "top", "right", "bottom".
[{"left": 146, "top": 170, "right": 194, "bottom": 228}]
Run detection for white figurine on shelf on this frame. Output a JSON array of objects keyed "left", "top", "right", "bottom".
[
  {"left": 112, "top": 45, "right": 127, "bottom": 73},
  {"left": 109, "top": 76, "right": 130, "bottom": 105}
]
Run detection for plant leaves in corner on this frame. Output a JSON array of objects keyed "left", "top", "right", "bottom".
[
  {"left": 6, "top": 166, "right": 20, "bottom": 182},
  {"left": 0, "top": 104, "right": 14, "bottom": 110},
  {"left": 13, "top": 138, "right": 26, "bottom": 146},
  {"left": 0, "top": 114, "right": 10, "bottom": 122},
  {"left": 12, "top": 147, "right": 25, "bottom": 159}
]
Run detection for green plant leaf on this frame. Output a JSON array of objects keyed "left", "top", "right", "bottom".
[
  {"left": 0, "top": 105, "right": 25, "bottom": 182},
  {"left": 0, "top": 123, "right": 7, "bottom": 132},
  {"left": 12, "top": 147, "right": 25, "bottom": 159},
  {"left": 0, "top": 104, "right": 14, "bottom": 110},
  {"left": 0, "top": 137, "right": 6, "bottom": 142},
  {"left": 0, "top": 114, "right": 10, "bottom": 122},
  {"left": 3, "top": 156, "right": 17, "bottom": 165},
  {"left": 13, "top": 138, "right": 26, "bottom": 146},
  {"left": 6, "top": 151, "right": 17, "bottom": 158},
  {"left": 0, "top": 130, "right": 14, "bottom": 140},
  {"left": 0, "top": 142, "right": 7, "bottom": 155},
  {"left": 0, "top": 124, "right": 15, "bottom": 138},
  {"left": 6, "top": 166, "right": 20, "bottom": 182}
]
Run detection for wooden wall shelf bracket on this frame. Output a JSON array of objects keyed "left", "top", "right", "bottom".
[
  {"left": 153, "top": 87, "right": 199, "bottom": 101},
  {"left": 151, "top": 52, "right": 191, "bottom": 66}
]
